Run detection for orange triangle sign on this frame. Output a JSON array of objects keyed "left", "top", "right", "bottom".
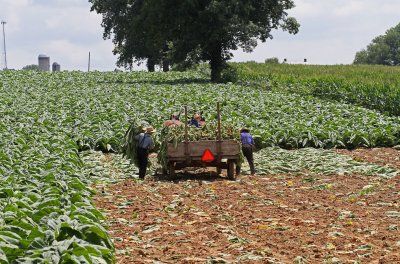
[{"left": 201, "top": 148, "right": 215, "bottom": 162}]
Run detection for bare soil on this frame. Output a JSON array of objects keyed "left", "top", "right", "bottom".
[
  {"left": 93, "top": 149, "right": 400, "bottom": 263},
  {"left": 336, "top": 148, "right": 400, "bottom": 168}
]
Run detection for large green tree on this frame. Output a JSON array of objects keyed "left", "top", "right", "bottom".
[
  {"left": 89, "top": 0, "right": 299, "bottom": 81},
  {"left": 354, "top": 23, "right": 400, "bottom": 66},
  {"left": 164, "top": 0, "right": 299, "bottom": 82},
  {"left": 89, "top": 0, "right": 168, "bottom": 72}
]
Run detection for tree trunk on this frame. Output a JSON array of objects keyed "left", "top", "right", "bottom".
[
  {"left": 162, "top": 59, "right": 170, "bottom": 72},
  {"left": 147, "top": 57, "right": 155, "bottom": 72},
  {"left": 209, "top": 43, "right": 224, "bottom": 83}
]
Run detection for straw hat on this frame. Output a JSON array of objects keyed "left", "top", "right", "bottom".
[
  {"left": 240, "top": 127, "right": 250, "bottom": 133},
  {"left": 144, "top": 126, "right": 156, "bottom": 134},
  {"left": 172, "top": 112, "right": 180, "bottom": 120}
]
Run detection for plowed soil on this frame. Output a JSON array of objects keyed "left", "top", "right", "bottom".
[
  {"left": 94, "top": 149, "right": 400, "bottom": 263},
  {"left": 336, "top": 148, "right": 400, "bottom": 168}
]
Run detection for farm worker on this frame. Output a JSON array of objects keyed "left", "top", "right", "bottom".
[
  {"left": 164, "top": 113, "right": 182, "bottom": 127},
  {"left": 189, "top": 111, "right": 203, "bottom": 128},
  {"left": 135, "top": 126, "right": 156, "bottom": 180},
  {"left": 236, "top": 128, "right": 256, "bottom": 175}
]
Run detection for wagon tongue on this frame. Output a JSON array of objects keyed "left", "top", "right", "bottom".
[{"left": 201, "top": 148, "right": 215, "bottom": 162}]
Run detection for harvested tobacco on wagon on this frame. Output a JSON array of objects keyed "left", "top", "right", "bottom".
[{"left": 157, "top": 124, "right": 238, "bottom": 167}]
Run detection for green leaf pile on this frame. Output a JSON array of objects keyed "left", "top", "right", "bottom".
[{"left": 252, "top": 147, "right": 398, "bottom": 178}]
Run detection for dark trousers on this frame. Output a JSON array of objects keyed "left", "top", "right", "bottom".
[
  {"left": 240, "top": 144, "right": 256, "bottom": 175},
  {"left": 137, "top": 147, "right": 149, "bottom": 179}
]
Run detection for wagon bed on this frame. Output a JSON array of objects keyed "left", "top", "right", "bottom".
[
  {"left": 164, "top": 103, "right": 240, "bottom": 179},
  {"left": 167, "top": 139, "right": 240, "bottom": 179}
]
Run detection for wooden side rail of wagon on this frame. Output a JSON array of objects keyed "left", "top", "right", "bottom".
[
  {"left": 167, "top": 139, "right": 240, "bottom": 179},
  {"left": 165, "top": 103, "right": 240, "bottom": 179}
]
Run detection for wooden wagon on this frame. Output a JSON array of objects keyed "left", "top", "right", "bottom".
[{"left": 165, "top": 103, "right": 240, "bottom": 179}]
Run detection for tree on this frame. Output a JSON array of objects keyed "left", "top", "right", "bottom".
[
  {"left": 156, "top": 0, "right": 299, "bottom": 82},
  {"left": 354, "top": 23, "right": 400, "bottom": 66},
  {"left": 265, "top": 57, "right": 280, "bottom": 64},
  {"left": 89, "top": 0, "right": 168, "bottom": 72},
  {"left": 22, "top": 64, "right": 40, "bottom": 71},
  {"left": 90, "top": 0, "right": 299, "bottom": 81}
]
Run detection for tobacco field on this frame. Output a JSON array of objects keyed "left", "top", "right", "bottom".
[{"left": 0, "top": 65, "right": 400, "bottom": 263}]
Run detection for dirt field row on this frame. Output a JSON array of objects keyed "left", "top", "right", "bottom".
[{"left": 93, "top": 149, "right": 400, "bottom": 263}]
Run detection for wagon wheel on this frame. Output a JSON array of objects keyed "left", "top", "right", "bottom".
[
  {"left": 169, "top": 162, "right": 176, "bottom": 178},
  {"left": 227, "top": 160, "right": 236, "bottom": 180}
]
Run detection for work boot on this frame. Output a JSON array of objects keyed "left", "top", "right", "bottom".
[
  {"left": 249, "top": 162, "right": 256, "bottom": 175},
  {"left": 138, "top": 172, "right": 145, "bottom": 180}
]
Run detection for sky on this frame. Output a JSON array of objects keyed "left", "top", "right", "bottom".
[{"left": 0, "top": 0, "right": 399, "bottom": 71}]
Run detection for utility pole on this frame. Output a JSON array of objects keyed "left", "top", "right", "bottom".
[
  {"left": 1, "top": 21, "right": 7, "bottom": 70},
  {"left": 88, "top": 51, "right": 91, "bottom": 72}
]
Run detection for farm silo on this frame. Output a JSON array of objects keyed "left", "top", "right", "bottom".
[
  {"left": 52, "top": 62, "right": 60, "bottom": 72},
  {"left": 38, "top": 54, "right": 50, "bottom": 71}
]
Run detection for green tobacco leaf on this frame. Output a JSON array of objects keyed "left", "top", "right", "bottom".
[
  {"left": 57, "top": 225, "right": 83, "bottom": 241},
  {"left": 8, "top": 257, "right": 45, "bottom": 264},
  {"left": 43, "top": 251, "right": 61, "bottom": 264},
  {"left": 80, "top": 225, "right": 113, "bottom": 249},
  {"left": 0, "top": 232, "right": 21, "bottom": 242},
  {"left": 27, "top": 237, "right": 47, "bottom": 250},
  {"left": 44, "top": 230, "right": 56, "bottom": 245},
  {"left": 90, "top": 256, "right": 108, "bottom": 264},
  {"left": 1, "top": 225, "right": 29, "bottom": 240},
  {"left": 59, "top": 253, "right": 83, "bottom": 264},
  {"left": 0, "top": 242, "right": 24, "bottom": 261},
  {"left": 68, "top": 178, "right": 87, "bottom": 192},
  {"left": 0, "top": 188, "right": 13, "bottom": 198},
  {"left": 0, "top": 248, "right": 8, "bottom": 263},
  {"left": 56, "top": 239, "right": 74, "bottom": 254},
  {"left": 0, "top": 236, "right": 19, "bottom": 246},
  {"left": 35, "top": 198, "right": 61, "bottom": 211},
  {"left": 32, "top": 206, "right": 62, "bottom": 222}
]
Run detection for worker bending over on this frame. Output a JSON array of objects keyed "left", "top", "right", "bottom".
[{"left": 164, "top": 113, "right": 183, "bottom": 127}]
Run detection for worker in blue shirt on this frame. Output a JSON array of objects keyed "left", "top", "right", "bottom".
[
  {"left": 189, "top": 111, "right": 205, "bottom": 128},
  {"left": 237, "top": 128, "right": 256, "bottom": 175},
  {"left": 135, "top": 126, "right": 156, "bottom": 180}
]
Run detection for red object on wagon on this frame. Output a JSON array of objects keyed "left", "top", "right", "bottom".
[{"left": 201, "top": 149, "right": 215, "bottom": 162}]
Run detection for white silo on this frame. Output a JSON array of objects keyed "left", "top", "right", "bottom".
[{"left": 38, "top": 54, "right": 50, "bottom": 71}]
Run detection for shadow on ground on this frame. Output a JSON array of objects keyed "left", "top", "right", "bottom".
[{"left": 151, "top": 169, "right": 235, "bottom": 183}]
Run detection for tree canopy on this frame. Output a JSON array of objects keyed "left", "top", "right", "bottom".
[
  {"left": 22, "top": 64, "right": 40, "bottom": 71},
  {"left": 354, "top": 23, "right": 400, "bottom": 66},
  {"left": 89, "top": 0, "right": 165, "bottom": 72},
  {"left": 89, "top": 0, "right": 299, "bottom": 82}
]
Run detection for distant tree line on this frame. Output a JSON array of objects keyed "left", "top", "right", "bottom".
[
  {"left": 354, "top": 22, "right": 400, "bottom": 66},
  {"left": 89, "top": 0, "right": 299, "bottom": 82},
  {"left": 265, "top": 57, "right": 280, "bottom": 64},
  {"left": 22, "top": 64, "right": 40, "bottom": 71}
]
